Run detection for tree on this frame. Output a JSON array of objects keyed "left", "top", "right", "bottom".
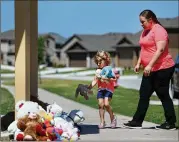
[{"left": 38, "top": 36, "right": 45, "bottom": 84}]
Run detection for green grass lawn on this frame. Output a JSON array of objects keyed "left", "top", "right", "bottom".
[
  {"left": 122, "top": 69, "right": 143, "bottom": 75},
  {"left": 0, "top": 70, "right": 14, "bottom": 74},
  {"left": 87, "top": 69, "right": 143, "bottom": 76},
  {"left": 55, "top": 68, "right": 95, "bottom": 74},
  {"left": 3, "top": 79, "right": 178, "bottom": 126},
  {"left": 0, "top": 68, "right": 46, "bottom": 74},
  {"left": 0, "top": 88, "right": 15, "bottom": 114}
]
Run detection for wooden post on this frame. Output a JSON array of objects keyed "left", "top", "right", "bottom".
[{"left": 15, "top": 0, "right": 38, "bottom": 117}]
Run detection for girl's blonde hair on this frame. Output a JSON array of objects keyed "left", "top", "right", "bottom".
[{"left": 94, "top": 50, "right": 111, "bottom": 65}]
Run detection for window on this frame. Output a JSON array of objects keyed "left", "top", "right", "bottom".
[
  {"left": 7, "top": 53, "right": 15, "bottom": 56},
  {"left": 56, "top": 52, "right": 60, "bottom": 58},
  {"left": 8, "top": 40, "right": 12, "bottom": 45}
]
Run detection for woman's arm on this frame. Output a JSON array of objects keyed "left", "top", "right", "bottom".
[
  {"left": 137, "top": 56, "right": 141, "bottom": 66},
  {"left": 148, "top": 40, "right": 166, "bottom": 67}
]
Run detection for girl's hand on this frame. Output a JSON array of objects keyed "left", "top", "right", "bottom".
[
  {"left": 134, "top": 64, "right": 140, "bottom": 73},
  {"left": 109, "top": 78, "right": 117, "bottom": 81},
  {"left": 144, "top": 65, "right": 152, "bottom": 76}
]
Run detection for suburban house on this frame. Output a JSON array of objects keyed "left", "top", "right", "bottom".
[
  {"left": 0, "top": 30, "right": 66, "bottom": 66},
  {"left": 60, "top": 33, "right": 140, "bottom": 68},
  {"left": 1, "top": 17, "right": 178, "bottom": 68},
  {"left": 60, "top": 16, "right": 179, "bottom": 68}
]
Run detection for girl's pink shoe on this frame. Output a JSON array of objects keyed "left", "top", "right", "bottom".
[
  {"left": 111, "top": 116, "right": 117, "bottom": 128},
  {"left": 98, "top": 122, "right": 106, "bottom": 129}
]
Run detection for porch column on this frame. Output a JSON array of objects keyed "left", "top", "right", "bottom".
[
  {"left": 115, "top": 52, "right": 119, "bottom": 67},
  {"left": 66, "top": 55, "right": 70, "bottom": 67},
  {"left": 86, "top": 53, "right": 90, "bottom": 68},
  {"left": 132, "top": 49, "right": 138, "bottom": 67},
  {"left": 15, "top": 1, "right": 38, "bottom": 105}
]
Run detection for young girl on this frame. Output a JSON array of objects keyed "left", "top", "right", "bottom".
[{"left": 88, "top": 51, "right": 117, "bottom": 129}]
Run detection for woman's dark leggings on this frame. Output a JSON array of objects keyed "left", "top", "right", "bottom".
[{"left": 132, "top": 66, "right": 176, "bottom": 124}]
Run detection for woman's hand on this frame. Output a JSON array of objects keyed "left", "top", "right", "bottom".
[
  {"left": 144, "top": 65, "right": 152, "bottom": 76},
  {"left": 134, "top": 64, "right": 140, "bottom": 73}
]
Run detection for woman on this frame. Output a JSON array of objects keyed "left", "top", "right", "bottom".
[{"left": 123, "top": 9, "right": 176, "bottom": 130}]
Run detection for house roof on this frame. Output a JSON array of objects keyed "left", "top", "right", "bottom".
[
  {"left": 0, "top": 30, "right": 66, "bottom": 45},
  {"left": 63, "top": 32, "right": 139, "bottom": 52},
  {"left": 39, "top": 32, "right": 67, "bottom": 44},
  {"left": 1, "top": 17, "right": 178, "bottom": 52},
  {"left": 63, "top": 16, "right": 178, "bottom": 52},
  {"left": 73, "top": 33, "right": 135, "bottom": 52},
  {"left": 158, "top": 16, "right": 179, "bottom": 28},
  {"left": 0, "top": 29, "right": 15, "bottom": 40}
]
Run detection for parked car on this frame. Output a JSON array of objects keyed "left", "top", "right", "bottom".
[{"left": 171, "top": 54, "right": 179, "bottom": 99}]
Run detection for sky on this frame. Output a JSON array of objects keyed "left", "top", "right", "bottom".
[{"left": 1, "top": 1, "right": 178, "bottom": 38}]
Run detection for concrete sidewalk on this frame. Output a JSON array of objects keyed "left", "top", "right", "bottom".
[{"left": 1, "top": 85, "right": 178, "bottom": 141}]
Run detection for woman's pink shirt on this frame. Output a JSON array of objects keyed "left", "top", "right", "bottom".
[{"left": 139, "top": 24, "right": 174, "bottom": 71}]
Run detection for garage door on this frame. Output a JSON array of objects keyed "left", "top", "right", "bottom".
[{"left": 69, "top": 53, "right": 86, "bottom": 67}]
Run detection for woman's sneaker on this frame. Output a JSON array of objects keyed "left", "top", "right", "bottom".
[
  {"left": 123, "top": 121, "right": 142, "bottom": 129},
  {"left": 155, "top": 122, "right": 176, "bottom": 130},
  {"left": 111, "top": 116, "right": 117, "bottom": 129}
]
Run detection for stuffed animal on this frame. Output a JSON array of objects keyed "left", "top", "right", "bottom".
[
  {"left": 40, "top": 111, "right": 54, "bottom": 122},
  {"left": 66, "top": 109, "right": 84, "bottom": 140},
  {"left": 67, "top": 109, "right": 85, "bottom": 124},
  {"left": 96, "top": 66, "right": 115, "bottom": 82},
  {"left": 7, "top": 100, "right": 46, "bottom": 140},
  {"left": 95, "top": 68, "right": 102, "bottom": 78},
  {"left": 1, "top": 96, "right": 49, "bottom": 132},
  {"left": 39, "top": 111, "right": 64, "bottom": 141},
  {"left": 47, "top": 102, "right": 63, "bottom": 117},
  {"left": 16, "top": 112, "right": 49, "bottom": 141},
  {"left": 54, "top": 109, "right": 84, "bottom": 141},
  {"left": 15, "top": 100, "right": 46, "bottom": 119},
  {"left": 75, "top": 84, "right": 93, "bottom": 100},
  {"left": 55, "top": 118, "right": 79, "bottom": 141},
  {"left": 42, "top": 118, "right": 63, "bottom": 141}
]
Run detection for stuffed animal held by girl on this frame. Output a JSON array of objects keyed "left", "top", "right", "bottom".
[
  {"left": 75, "top": 84, "right": 93, "bottom": 100},
  {"left": 96, "top": 66, "right": 115, "bottom": 82}
]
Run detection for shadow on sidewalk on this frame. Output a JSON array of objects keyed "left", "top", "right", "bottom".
[
  {"left": 142, "top": 126, "right": 156, "bottom": 129},
  {"left": 105, "top": 126, "right": 122, "bottom": 129},
  {"left": 79, "top": 124, "right": 99, "bottom": 135}
]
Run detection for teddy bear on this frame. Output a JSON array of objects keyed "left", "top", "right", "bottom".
[
  {"left": 7, "top": 100, "right": 46, "bottom": 140},
  {"left": 75, "top": 84, "right": 93, "bottom": 100},
  {"left": 95, "top": 66, "right": 115, "bottom": 82},
  {"left": 16, "top": 112, "right": 49, "bottom": 141}
]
